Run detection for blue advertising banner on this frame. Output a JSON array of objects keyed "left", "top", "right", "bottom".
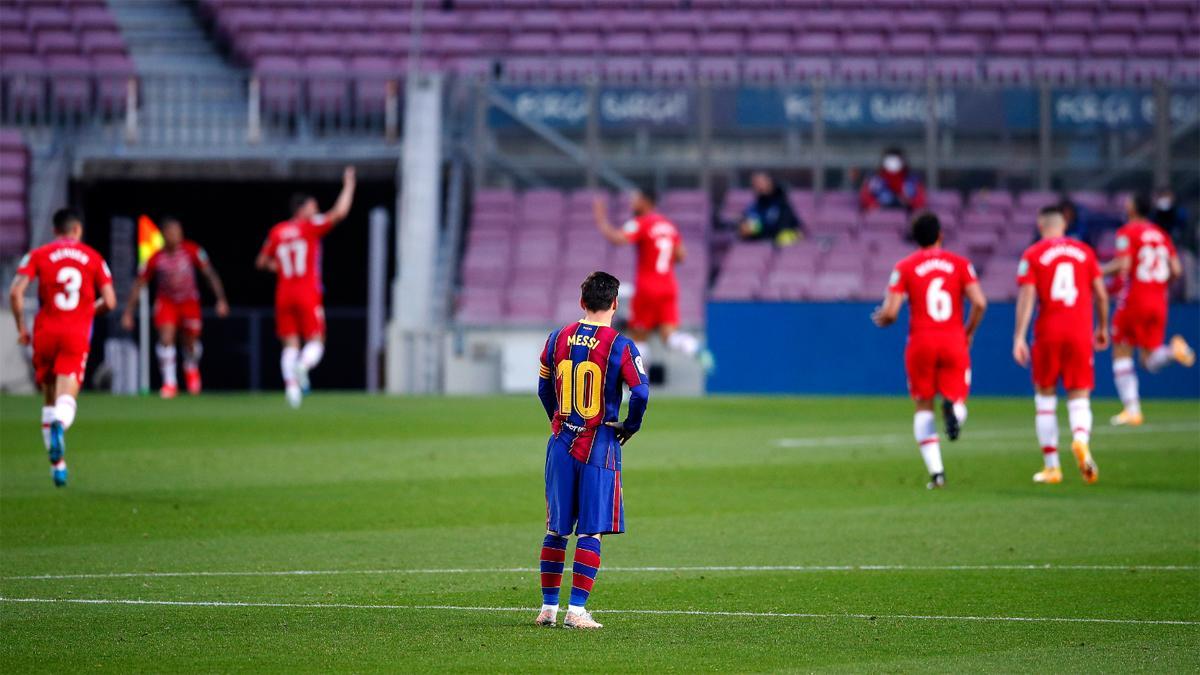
[
  {"left": 489, "top": 86, "right": 1200, "bottom": 132},
  {"left": 706, "top": 301, "right": 1200, "bottom": 399}
]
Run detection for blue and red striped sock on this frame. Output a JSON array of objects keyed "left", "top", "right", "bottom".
[
  {"left": 568, "top": 536, "right": 602, "bottom": 609},
  {"left": 539, "top": 534, "right": 568, "bottom": 607}
]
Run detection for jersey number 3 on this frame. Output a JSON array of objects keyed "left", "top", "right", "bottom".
[
  {"left": 54, "top": 266, "right": 83, "bottom": 311},
  {"left": 556, "top": 360, "right": 602, "bottom": 420}
]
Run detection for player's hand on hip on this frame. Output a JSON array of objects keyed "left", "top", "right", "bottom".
[
  {"left": 216, "top": 300, "right": 230, "bottom": 318},
  {"left": 1012, "top": 339, "right": 1030, "bottom": 367},
  {"left": 17, "top": 329, "right": 30, "bottom": 346},
  {"left": 1094, "top": 327, "right": 1110, "bottom": 351},
  {"left": 119, "top": 312, "right": 134, "bottom": 332},
  {"left": 605, "top": 421, "right": 636, "bottom": 446}
]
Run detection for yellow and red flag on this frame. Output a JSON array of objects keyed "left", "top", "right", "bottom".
[{"left": 137, "top": 215, "right": 164, "bottom": 270}]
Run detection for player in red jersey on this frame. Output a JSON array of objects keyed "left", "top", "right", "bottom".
[
  {"left": 8, "top": 208, "right": 116, "bottom": 487},
  {"left": 1013, "top": 206, "right": 1109, "bottom": 486},
  {"left": 120, "top": 218, "right": 230, "bottom": 399},
  {"left": 1103, "top": 194, "right": 1194, "bottom": 427},
  {"left": 256, "top": 166, "right": 355, "bottom": 408},
  {"left": 873, "top": 214, "right": 987, "bottom": 489},
  {"left": 592, "top": 188, "right": 711, "bottom": 370}
]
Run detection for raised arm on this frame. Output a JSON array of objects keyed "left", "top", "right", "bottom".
[
  {"left": 321, "top": 166, "right": 357, "bottom": 227},
  {"left": 963, "top": 281, "right": 988, "bottom": 346},
  {"left": 1092, "top": 276, "right": 1110, "bottom": 351},
  {"left": 871, "top": 290, "right": 904, "bottom": 328},
  {"left": 593, "top": 198, "right": 631, "bottom": 246},
  {"left": 1012, "top": 284, "right": 1036, "bottom": 366},
  {"left": 8, "top": 273, "right": 30, "bottom": 345}
]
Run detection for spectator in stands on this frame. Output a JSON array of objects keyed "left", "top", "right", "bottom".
[
  {"left": 1059, "top": 196, "right": 1121, "bottom": 248},
  {"left": 1151, "top": 187, "right": 1194, "bottom": 252},
  {"left": 738, "top": 172, "right": 805, "bottom": 246},
  {"left": 859, "top": 148, "right": 926, "bottom": 213}
]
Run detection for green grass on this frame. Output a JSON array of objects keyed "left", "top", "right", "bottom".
[{"left": 1, "top": 393, "right": 1197, "bottom": 673}]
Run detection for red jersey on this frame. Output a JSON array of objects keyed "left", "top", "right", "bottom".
[
  {"left": 1113, "top": 219, "right": 1176, "bottom": 312},
  {"left": 888, "top": 247, "right": 978, "bottom": 338},
  {"left": 16, "top": 237, "right": 113, "bottom": 333},
  {"left": 259, "top": 215, "right": 329, "bottom": 300},
  {"left": 622, "top": 211, "right": 680, "bottom": 296},
  {"left": 1017, "top": 236, "right": 1101, "bottom": 342},
  {"left": 141, "top": 241, "right": 209, "bottom": 303}
]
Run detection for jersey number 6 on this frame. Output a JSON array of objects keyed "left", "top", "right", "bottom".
[{"left": 556, "top": 360, "right": 603, "bottom": 420}]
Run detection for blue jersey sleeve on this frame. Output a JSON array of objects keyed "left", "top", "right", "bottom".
[{"left": 619, "top": 339, "right": 650, "bottom": 432}]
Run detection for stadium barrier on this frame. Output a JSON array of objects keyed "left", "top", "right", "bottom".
[{"left": 706, "top": 301, "right": 1200, "bottom": 398}]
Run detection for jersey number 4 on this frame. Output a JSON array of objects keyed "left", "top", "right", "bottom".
[
  {"left": 1050, "top": 262, "right": 1079, "bottom": 307},
  {"left": 556, "top": 360, "right": 602, "bottom": 419},
  {"left": 276, "top": 240, "right": 308, "bottom": 278}
]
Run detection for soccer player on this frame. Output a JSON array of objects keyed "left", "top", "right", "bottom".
[
  {"left": 1013, "top": 206, "right": 1109, "bottom": 485},
  {"left": 120, "top": 218, "right": 230, "bottom": 398},
  {"left": 593, "top": 189, "right": 711, "bottom": 370},
  {"left": 1105, "top": 194, "right": 1194, "bottom": 426},
  {"left": 256, "top": 166, "right": 355, "bottom": 408},
  {"left": 534, "top": 271, "right": 650, "bottom": 630},
  {"left": 8, "top": 208, "right": 116, "bottom": 487},
  {"left": 873, "top": 214, "right": 987, "bottom": 489}
]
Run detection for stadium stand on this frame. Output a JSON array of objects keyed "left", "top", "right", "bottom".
[
  {"left": 0, "top": 129, "right": 30, "bottom": 257},
  {"left": 199, "top": 0, "right": 1199, "bottom": 85},
  {"left": 0, "top": 0, "right": 134, "bottom": 116}
]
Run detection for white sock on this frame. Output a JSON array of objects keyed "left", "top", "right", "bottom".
[
  {"left": 913, "top": 410, "right": 943, "bottom": 475},
  {"left": 184, "top": 341, "right": 203, "bottom": 370},
  {"left": 1035, "top": 394, "right": 1059, "bottom": 467},
  {"left": 281, "top": 346, "right": 300, "bottom": 387},
  {"left": 54, "top": 394, "right": 77, "bottom": 430},
  {"left": 1145, "top": 345, "right": 1173, "bottom": 373},
  {"left": 300, "top": 341, "right": 324, "bottom": 370},
  {"left": 1112, "top": 357, "right": 1140, "bottom": 414},
  {"left": 666, "top": 331, "right": 699, "bottom": 357},
  {"left": 41, "top": 406, "right": 54, "bottom": 449},
  {"left": 540, "top": 603, "right": 559, "bottom": 614},
  {"left": 1068, "top": 397, "right": 1092, "bottom": 444},
  {"left": 567, "top": 604, "right": 587, "bottom": 614},
  {"left": 953, "top": 401, "right": 968, "bottom": 426},
  {"left": 156, "top": 344, "right": 177, "bottom": 387}
]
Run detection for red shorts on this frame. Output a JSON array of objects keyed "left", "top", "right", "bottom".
[
  {"left": 154, "top": 298, "right": 202, "bottom": 336},
  {"left": 905, "top": 335, "right": 970, "bottom": 402},
  {"left": 32, "top": 325, "right": 91, "bottom": 386},
  {"left": 629, "top": 289, "right": 679, "bottom": 332},
  {"left": 1112, "top": 304, "right": 1167, "bottom": 351},
  {"left": 275, "top": 294, "right": 325, "bottom": 339},
  {"left": 1032, "top": 337, "right": 1095, "bottom": 391}
]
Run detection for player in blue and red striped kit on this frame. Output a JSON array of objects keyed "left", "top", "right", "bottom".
[{"left": 535, "top": 271, "right": 650, "bottom": 630}]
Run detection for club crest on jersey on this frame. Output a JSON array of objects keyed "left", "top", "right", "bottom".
[{"left": 634, "top": 356, "right": 645, "bottom": 375}]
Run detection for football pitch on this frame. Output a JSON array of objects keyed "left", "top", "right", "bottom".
[{"left": 1, "top": 393, "right": 1197, "bottom": 672}]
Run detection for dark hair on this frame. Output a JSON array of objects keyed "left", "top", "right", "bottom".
[
  {"left": 52, "top": 208, "right": 81, "bottom": 234},
  {"left": 1130, "top": 193, "right": 1152, "bottom": 218},
  {"left": 1040, "top": 205, "right": 1064, "bottom": 218},
  {"left": 883, "top": 146, "right": 905, "bottom": 158},
  {"left": 290, "top": 192, "right": 314, "bottom": 214},
  {"left": 911, "top": 213, "right": 941, "bottom": 247},
  {"left": 636, "top": 186, "right": 657, "bottom": 206},
  {"left": 580, "top": 271, "right": 620, "bottom": 312},
  {"left": 160, "top": 215, "right": 182, "bottom": 228}
]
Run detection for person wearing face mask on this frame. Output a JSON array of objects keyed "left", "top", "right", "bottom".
[
  {"left": 860, "top": 148, "right": 927, "bottom": 213},
  {"left": 1150, "top": 188, "right": 1193, "bottom": 252}
]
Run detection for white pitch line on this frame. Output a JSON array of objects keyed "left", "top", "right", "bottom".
[
  {"left": 773, "top": 421, "right": 1200, "bottom": 448},
  {"left": 3, "top": 563, "right": 1197, "bottom": 581},
  {"left": 1, "top": 596, "right": 1196, "bottom": 626}
]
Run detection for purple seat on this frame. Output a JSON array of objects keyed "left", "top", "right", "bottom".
[
  {"left": 746, "top": 32, "right": 791, "bottom": 56},
  {"left": 1006, "top": 11, "right": 1048, "bottom": 33},
  {"left": 649, "top": 32, "right": 694, "bottom": 56},
  {"left": 1050, "top": 11, "right": 1096, "bottom": 33},
  {"left": 986, "top": 58, "right": 1031, "bottom": 83},
  {"left": 27, "top": 7, "right": 72, "bottom": 31},
  {"left": 935, "top": 58, "right": 978, "bottom": 83},
  {"left": 602, "top": 57, "right": 646, "bottom": 83},
  {"left": 836, "top": 57, "right": 879, "bottom": 81},
  {"left": 1097, "top": 11, "right": 1143, "bottom": 34},
  {"left": 256, "top": 56, "right": 302, "bottom": 112},
  {"left": 706, "top": 10, "right": 756, "bottom": 32},
  {"left": 509, "top": 32, "right": 555, "bottom": 56},
  {"left": 73, "top": 7, "right": 118, "bottom": 31},
  {"left": 927, "top": 190, "right": 963, "bottom": 212},
  {"left": 1042, "top": 33, "right": 1088, "bottom": 57},
  {"left": 1145, "top": 11, "right": 1191, "bottom": 34},
  {"left": 888, "top": 34, "right": 930, "bottom": 56},
  {"left": 841, "top": 33, "right": 885, "bottom": 56},
  {"left": 844, "top": 10, "right": 893, "bottom": 32},
  {"left": 1134, "top": 34, "right": 1181, "bottom": 58},
  {"left": 895, "top": 11, "right": 945, "bottom": 33},
  {"left": 882, "top": 58, "right": 927, "bottom": 82},
  {"left": 1172, "top": 59, "right": 1200, "bottom": 83},
  {"left": 956, "top": 10, "right": 1003, "bottom": 35},
  {"left": 968, "top": 190, "right": 1014, "bottom": 213},
  {"left": 516, "top": 9, "right": 563, "bottom": 32},
  {"left": 47, "top": 55, "right": 91, "bottom": 110},
  {"left": 435, "top": 34, "right": 483, "bottom": 58},
  {"left": 0, "top": 30, "right": 34, "bottom": 54},
  {"left": 80, "top": 31, "right": 126, "bottom": 56},
  {"left": 1017, "top": 190, "right": 1059, "bottom": 211},
  {"left": 1032, "top": 58, "right": 1077, "bottom": 83},
  {"left": 935, "top": 34, "right": 981, "bottom": 56},
  {"left": 1079, "top": 59, "right": 1125, "bottom": 84},
  {"left": 795, "top": 32, "right": 838, "bottom": 55},
  {"left": 861, "top": 209, "right": 907, "bottom": 232},
  {"left": 556, "top": 57, "right": 599, "bottom": 81},
  {"left": 743, "top": 58, "right": 786, "bottom": 82},
  {"left": 993, "top": 33, "right": 1040, "bottom": 57},
  {"left": 94, "top": 54, "right": 134, "bottom": 113},
  {"left": 1, "top": 55, "right": 46, "bottom": 110},
  {"left": 503, "top": 57, "right": 555, "bottom": 82},
  {"left": 650, "top": 57, "right": 692, "bottom": 83},
  {"left": 1090, "top": 34, "right": 1134, "bottom": 57},
  {"left": 556, "top": 34, "right": 602, "bottom": 58},
  {"left": 0, "top": 6, "right": 24, "bottom": 32},
  {"left": 1127, "top": 59, "right": 1171, "bottom": 84},
  {"left": 36, "top": 30, "right": 79, "bottom": 55},
  {"left": 696, "top": 57, "right": 739, "bottom": 83},
  {"left": 697, "top": 32, "right": 742, "bottom": 55}
]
